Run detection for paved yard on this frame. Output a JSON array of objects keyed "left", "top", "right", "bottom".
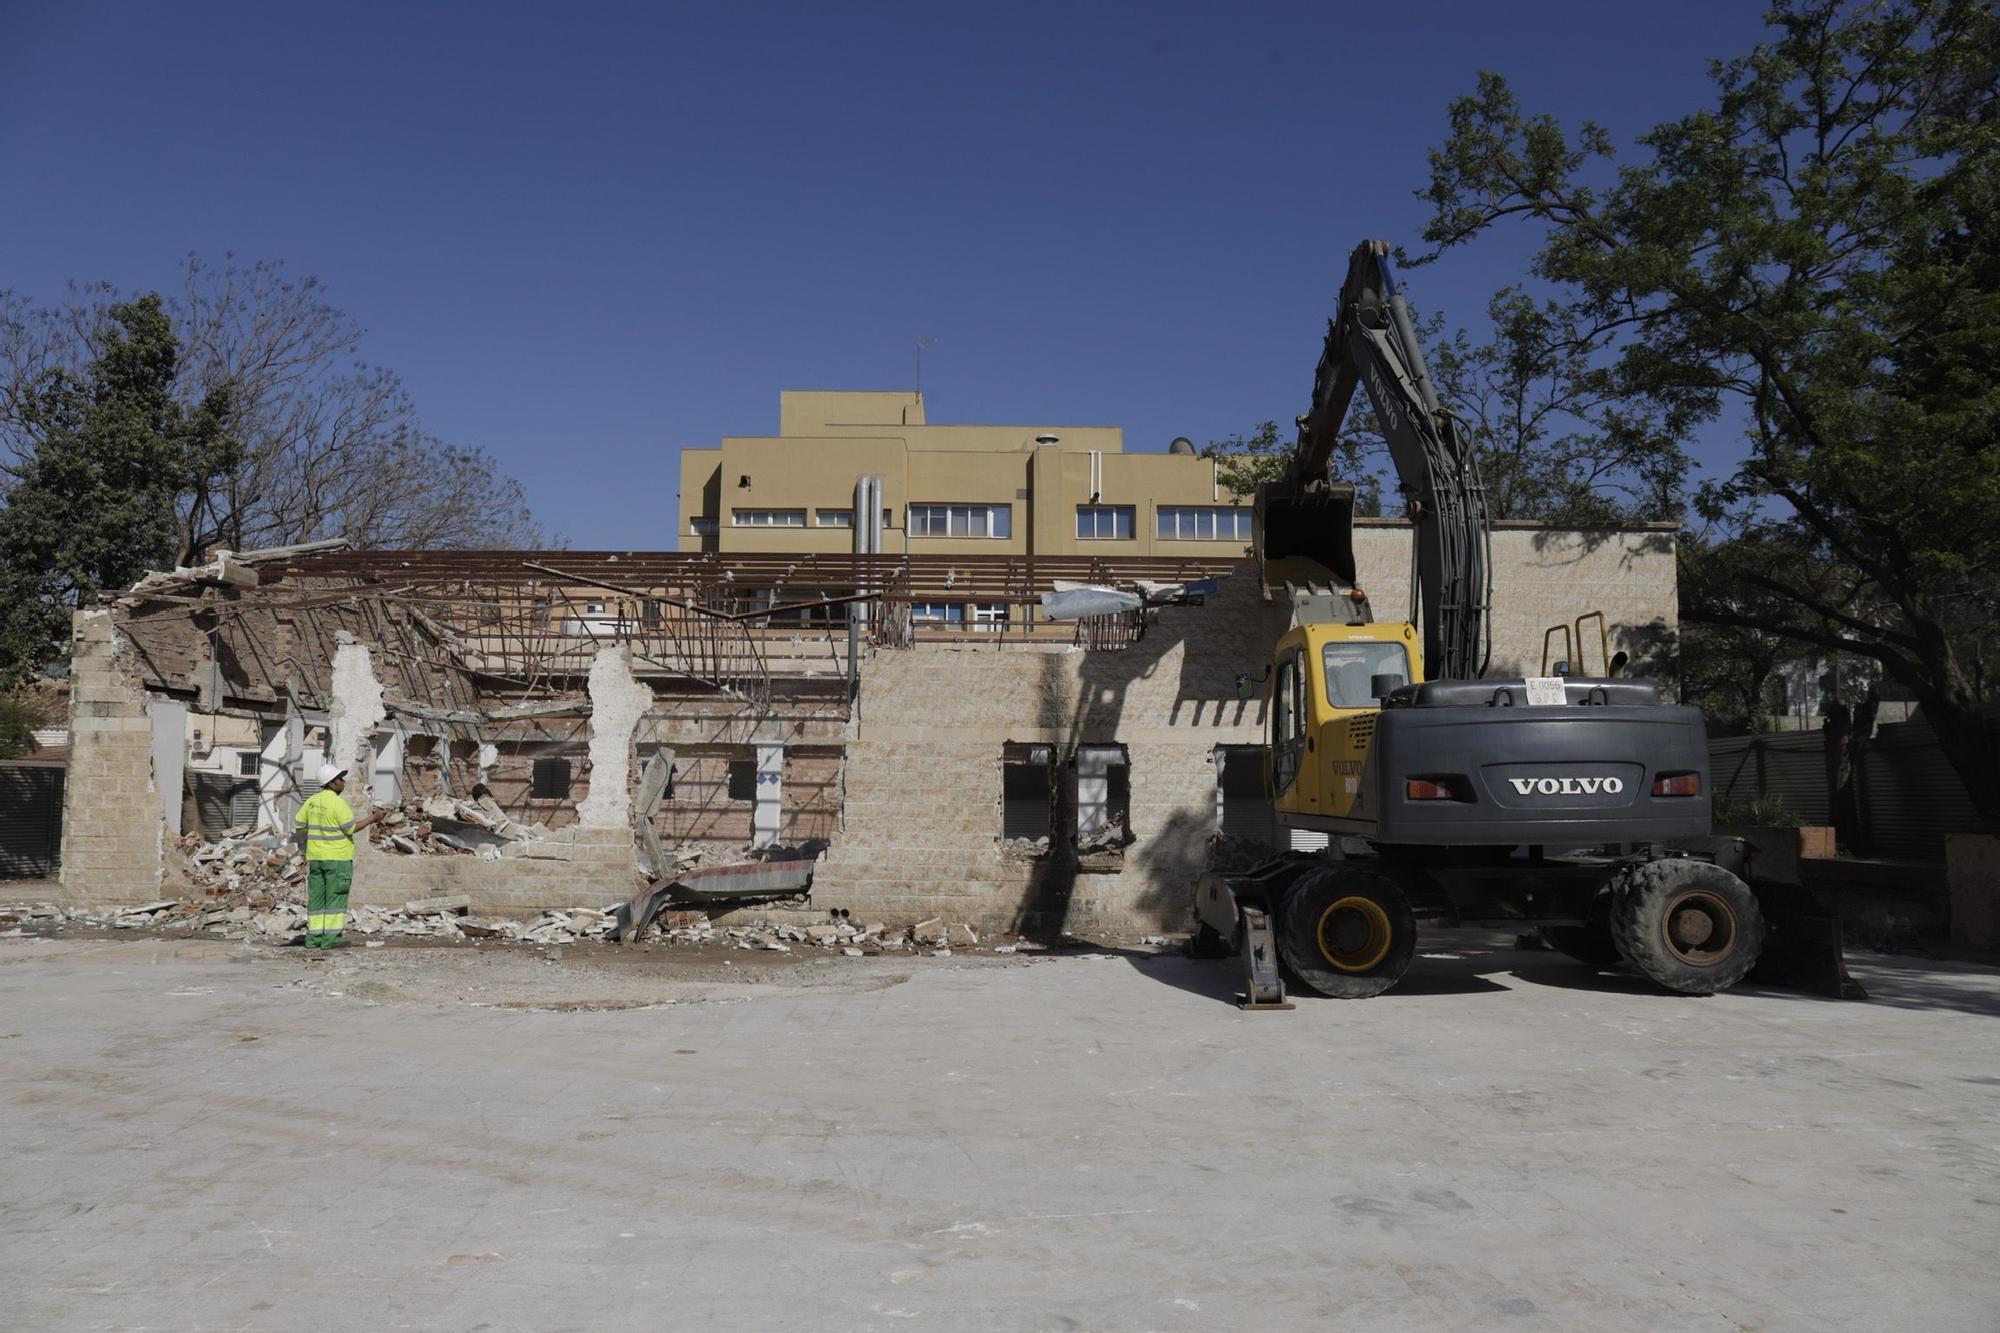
[{"left": 2, "top": 930, "right": 1997, "bottom": 1332}]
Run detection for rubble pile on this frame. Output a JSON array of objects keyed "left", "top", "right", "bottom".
[
  {"left": 167, "top": 793, "right": 549, "bottom": 891},
  {"left": 371, "top": 794, "right": 549, "bottom": 860},
  {"left": 1, "top": 897, "right": 1020, "bottom": 957},
  {"left": 174, "top": 829, "right": 307, "bottom": 896}
]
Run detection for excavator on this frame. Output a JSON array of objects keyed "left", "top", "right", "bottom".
[{"left": 1197, "top": 240, "right": 1841, "bottom": 1004}]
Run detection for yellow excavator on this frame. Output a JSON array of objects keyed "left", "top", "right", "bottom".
[{"left": 1196, "top": 241, "right": 1826, "bottom": 1004}]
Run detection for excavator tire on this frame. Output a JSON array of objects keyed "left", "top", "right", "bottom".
[
  {"left": 1538, "top": 923, "right": 1622, "bottom": 970},
  {"left": 1276, "top": 863, "right": 1416, "bottom": 999},
  {"left": 1609, "top": 858, "right": 1765, "bottom": 995}
]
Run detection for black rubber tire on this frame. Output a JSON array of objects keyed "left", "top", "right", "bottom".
[
  {"left": 1539, "top": 923, "right": 1623, "bottom": 970},
  {"left": 1609, "top": 858, "right": 1765, "bottom": 995},
  {"left": 1276, "top": 864, "right": 1417, "bottom": 998}
]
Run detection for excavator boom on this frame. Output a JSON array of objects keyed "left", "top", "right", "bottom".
[{"left": 1258, "top": 240, "right": 1492, "bottom": 681}]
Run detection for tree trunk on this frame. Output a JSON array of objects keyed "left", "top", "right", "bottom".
[
  {"left": 1921, "top": 689, "right": 2000, "bottom": 833},
  {"left": 1822, "top": 686, "right": 1879, "bottom": 854}
]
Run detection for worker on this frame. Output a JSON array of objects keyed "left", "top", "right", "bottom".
[{"left": 293, "top": 763, "right": 389, "bottom": 951}]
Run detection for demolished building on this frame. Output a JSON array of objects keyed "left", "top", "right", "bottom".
[{"left": 58, "top": 522, "right": 1679, "bottom": 935}]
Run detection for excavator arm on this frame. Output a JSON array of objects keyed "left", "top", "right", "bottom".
[{"left": 1259, "top": 240, "right": 1493, "bottom": 681}]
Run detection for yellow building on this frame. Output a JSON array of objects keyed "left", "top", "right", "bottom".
[{"left": 677, "top": 390, "right": 1247, "bottom": 567}]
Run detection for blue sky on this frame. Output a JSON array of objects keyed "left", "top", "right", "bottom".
[{"left": 1, "top": 1, "right": 1774, "bottom": 546}]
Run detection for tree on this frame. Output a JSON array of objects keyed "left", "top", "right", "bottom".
[
  {"left": 0, "top": 693, "right": 43, "bottom": 760},
  {"left": 1203, "top": 419, "right": 1384, "bottom": 514},
  {"left": 0, "top": 295, "right": 239, "bottom": 685},
  {"left": 1, "top": 256, "right": 547, "bottom": 552},
  {"left": 1425, "top": 294, "right": 1691, "bottom": 524},
  {"left": 1414, "top": 0, "right": 2000, "bottom": 825},
  {"left": 1207, "top": 299, "right": 1693, "bottom": 527}
]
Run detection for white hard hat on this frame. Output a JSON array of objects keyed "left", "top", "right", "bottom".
[{"left": 316, "top": 763, "right": 347, "bottom": 785}]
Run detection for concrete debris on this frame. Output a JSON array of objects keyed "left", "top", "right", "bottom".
[
  {"left": 2, "top": 897, "right": 1035, "bottom": 959},
  {"left": 1074, "top": 815, "right": 1132, "bottom": 855},
  {"left": 403, "top": 895, "right": 471, "bottom": 915}
]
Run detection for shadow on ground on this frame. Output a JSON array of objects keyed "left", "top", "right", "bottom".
[{"left": 1125, "top": 927, "right": 2000, "bottom": 1014}]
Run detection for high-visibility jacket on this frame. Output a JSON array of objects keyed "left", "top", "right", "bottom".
[{"left": 295, "top": 788, "right": 357, "bottom": 861}]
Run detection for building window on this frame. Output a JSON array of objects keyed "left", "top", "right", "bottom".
[
  {"left": 531, "top": 758, "right": 573, "bottom": 800},
  {"left": 732, "top": 509, "right": 807, "bottom": 527},
  {"left": 909, "top": 503, "right": 1013, "bottom": 538},
  {"left": 237, "top": 751, "right": 260, "bottom": 778},
  {"left": 1216, "top": 745, "right": 1274, "bottom": 845},
  {"left": 910, "top": 602, "right": 965, "bottom": 626},
  {"left": 1076, "top": 505, "right": 1135, "bottom": 540},
  {"left": 1072, "top": 744, "right": 1131, "bottom": 851},
  {"left": 689, "top": 516, "right": 719, "bottom": 536},
  {"left": 1001, "top": 743, "right": 1055, "bottom": 844},
  {"left": 970, "top": 603, "right": 1010, "bottom": 632},
  {"left": 1157, "top": 505, "right": 1253, "bottom": 541},
  {"left": 816, "top": 508, "right": 853, "bottom": 527},
  {"left": 726, "top": 759, "right": 757, "bottom": 801}
]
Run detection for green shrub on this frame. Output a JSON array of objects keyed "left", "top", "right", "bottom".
[{"left": 1712, "top": 793, "right": 1803, "bottom": 828}]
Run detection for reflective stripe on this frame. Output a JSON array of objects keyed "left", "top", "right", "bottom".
[{"left": 300, "top": 822, "right": 354, "bottom": 833}]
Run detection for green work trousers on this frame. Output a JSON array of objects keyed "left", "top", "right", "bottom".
[{"left": 306, "top": 860, "right": 355, "bottom": 949}]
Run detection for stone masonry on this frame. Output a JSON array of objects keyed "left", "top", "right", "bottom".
[
  {"left": 59, "top": 610, "right": 166, "bottom": 904},
  {"left": 56, "top": 524, "right": 1678, "bottom": 928}
]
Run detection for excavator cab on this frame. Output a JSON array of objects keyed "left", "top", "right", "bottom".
[{"left": 1265, "top": 621, "right": 1423, "bottom": 825}]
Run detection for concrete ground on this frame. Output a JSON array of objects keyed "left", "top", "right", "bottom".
[{"left": 2, "top": 930, "right": 1997, "bottom": 1332}]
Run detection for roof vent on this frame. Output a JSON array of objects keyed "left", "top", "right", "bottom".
[
  {"left": 1034, "top": 433, "right": 1060, "bottom": 446},
  {"left": 1168, "top": 436, "right": 1196, "bottom": 455}
]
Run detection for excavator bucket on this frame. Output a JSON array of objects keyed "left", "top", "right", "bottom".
[{"left": 1255, "top": 481, "right": 1359, "bottom": 598}]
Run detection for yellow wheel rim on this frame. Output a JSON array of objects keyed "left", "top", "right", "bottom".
[{"left": 1317, "top": 896, "right": 1393, "bottom": 972}]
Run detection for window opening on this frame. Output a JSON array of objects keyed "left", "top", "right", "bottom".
[
  {"left": 1001, "top": 743, "right": 1054, "bottom": 845},
  {"left": 908, "top": 503, "right": 1013, "bottom": 538},
  {"left": 531, "top": 757, "right": 573, "bottom": 800},
  {"left": 1271, "top": 653, "right": 1303, "bottom": 794},
  {"left": 1157, "top": 505, "right": 1254, "bottom": 541},
  {"left": 1072, "top": 744, "right": 1131, "bottom": 852},
  {"left": 726, "top": 759, "right": 757, "bottom": 801},
  {"left": 1321, "top": 641, "right": 1411, "bottom": 708},
  {"left": 1216, "top": 745, "right": 1275, "bottom": 846},
  {"left": 1075, "top": 505, "right": 1135, "bottom": 540}
]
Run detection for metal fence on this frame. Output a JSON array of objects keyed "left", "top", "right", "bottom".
[
  {"left": 0, "top": 765, "right": 64, "bottom": 877},
  {"left": 1709, "top": 713, "right": 1990, "bottom": 864}
]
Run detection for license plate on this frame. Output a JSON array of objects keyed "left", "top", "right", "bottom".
[{"left": 1523, "top": 677, "right": 1568, "bottom": 706}]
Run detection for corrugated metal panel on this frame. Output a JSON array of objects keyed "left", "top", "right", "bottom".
[
  {"left": 1217, "top": 746, "right": 1274, "bottom": 846},
  {"left": 1711, "top": 713, "right": 1988, "bottom": 864},
  {"left": 0, "top": 765, "right": 64, "bottom": 877},
  {"left": 1862, "top": 719, "right": 1983, "bottom": 864},
  {"left": 1708, "top": 732, "right": 1830, "bottom": 825},
  {"left": 190, "top": 772, "right": 259, "bottom": 838}
]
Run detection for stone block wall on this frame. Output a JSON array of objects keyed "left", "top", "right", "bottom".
[
  {"left": 1353, "top": 523, "right": 1680, "bottom": 680},
  {"left": 811, "top": 574, "right": 1288, "bottom": 933},
  {"left": 59, "top": 610, "right": 166, "bottom": 904},
  {"left": 351, "top": 829, "right": 643, "bottom": 916}
]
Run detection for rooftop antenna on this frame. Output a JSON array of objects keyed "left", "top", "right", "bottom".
[{"left": 915, "top": 334, "right": 935, "bottom": 395}]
